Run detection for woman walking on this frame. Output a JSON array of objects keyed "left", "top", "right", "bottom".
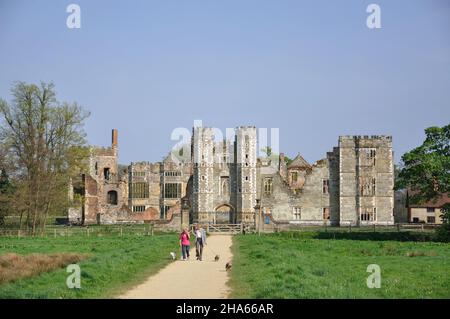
[{"left": 179, "top": 227, "right": 190, "bottom": 261}]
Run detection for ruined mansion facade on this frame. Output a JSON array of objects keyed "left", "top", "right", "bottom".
[{"left": 69, "top": 127, "right": 395, "bottom": 227}]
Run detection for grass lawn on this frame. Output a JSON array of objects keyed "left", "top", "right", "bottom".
[
  {"left": 0, "top": 233, "right": 179, "bottom": 298},
  {"left": 229, "top": 232, "right": 450, "bottom": 298}
]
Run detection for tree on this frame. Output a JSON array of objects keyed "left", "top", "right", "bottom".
[
  {"left": 395, "top": 124, "right": 450, "bottom": 240},
  {"left": 0, "top": 82, "right": 90, "bottom": 234},
  {"left": 261, "top": 146, "right": 272, "bottom": 158},
  {"left": 0, "top": 168, "right": 13, "bottom": 226}
]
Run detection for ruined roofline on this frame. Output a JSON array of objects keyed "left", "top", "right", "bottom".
[
  {"left": 91, "top": 145, "right": 115, "bottom": 156},
  {"left": 339, "top": 135, "right": 392, "bottom": 141}
]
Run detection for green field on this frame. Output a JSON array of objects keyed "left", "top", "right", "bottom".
[
  {"left": 0, "top": 233, "right": 178, "bottom": 298},
  {"left": 229, "top": 232, "right": 450, "bottom": 298}
]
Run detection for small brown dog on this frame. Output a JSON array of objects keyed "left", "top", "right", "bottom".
[
  {"left": 225, "top": 262, "right": 232, "bottom": 271},
  {"left": 214, "top": 255, "right": 220, "bottom": 262}
]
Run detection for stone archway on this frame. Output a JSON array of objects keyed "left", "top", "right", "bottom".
[{"left": 214, "top": 204, "right": 234, "bottom": 224}]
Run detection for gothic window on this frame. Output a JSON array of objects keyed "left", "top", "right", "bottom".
[
  {"left": 360, "top": 207, "right": 376, "bottom": 221},
  {"left": 107, "top": 190, "right": 118, "bottom": 205},
  {"left": 132, "top": 171, "right": 145, "bottom": 177},
  {"left": 359, "top": 148, "right": 376, "bottom": 166},
  {"left": 164, "top": 183, "right": 181, "bottom": 198},
  {"left": 264, "top": 178, "right": 273, "bottom": 195},
  {"left": 291, "top": 171, "right": 298, "bottom": 182},
  {"left": 132, "top": 205, "right": 146, "bottom": 212},
  {"left": 292, "top": 207, "right": 301, "bottom": 220},
  {"left": 104, "top": 167, "right": 110, "bottom": 180},
  {"left": 164, "top": 171, "right": 181, "bottom": 177},
  {"left": 161, "top": 205, "right": 171, "bottom": 219},
  {"left": 359, "top": 177, "right": 376, "bottom": 196},
  {"left": 221, "top": 177, "right": 229, "bottom": 196},
  {"left": 130, "top": 182, "right": 149, "bottom": 199},
  {"left": 323, "top": 207, "right": 330, "bottom": 220},
  {"left": 322, "top": 179, "right": 329, "bottom": 194}
]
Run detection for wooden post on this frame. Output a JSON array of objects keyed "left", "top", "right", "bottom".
[
  {"left": 17, "top": 229, "right": 20, "bottom": 238},
  {"left": 240, "top": 223, "right": 243, "bottom": 234},
  {"left": 54, "top": 229, "right": 56, "bottom": 238},
  {"left": 349, "top": 224, "right": 352, "bottom": 233}
]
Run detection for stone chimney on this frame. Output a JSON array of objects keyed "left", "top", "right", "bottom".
[{"left": 112, "top": 129, "right": 118, "bottom": 148}]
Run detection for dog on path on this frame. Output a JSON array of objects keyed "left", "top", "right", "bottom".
[{"left": 225, "top": 262, "right": 232, "bottom": 271}]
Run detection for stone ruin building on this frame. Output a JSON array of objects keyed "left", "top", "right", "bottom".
[{"left": 69, "top": 126, "right": 395, "bottom": 227}]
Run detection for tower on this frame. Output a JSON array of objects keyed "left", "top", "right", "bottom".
[
  {"left": 192, "top": 126, "right": 215, "bottom": 222},
  {"left": 235, "top": 126, "right": 257, "bottom": 223},
  {"left": 338, "top": 135, "right": 394, "bottom": 226}
]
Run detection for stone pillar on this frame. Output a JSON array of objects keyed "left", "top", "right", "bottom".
[
  {"left": 181, "top": 197, "right": 190, "bottom": 231},
  {"left": 181, "top": 209, "right": 189, "bottom": 231}
]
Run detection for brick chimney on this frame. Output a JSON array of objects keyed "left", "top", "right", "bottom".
[{"left": 112, "top": 129, "right": 118, "bottom": 148}]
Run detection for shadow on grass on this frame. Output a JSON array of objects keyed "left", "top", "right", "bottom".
[{"left": 313, "top": 231, "right": 436, "bottom": 242}]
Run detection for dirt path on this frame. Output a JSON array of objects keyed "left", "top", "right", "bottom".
[{"left": 119, "top": 235, "right": 233, "bottom": 299}]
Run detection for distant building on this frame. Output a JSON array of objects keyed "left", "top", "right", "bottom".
[{"left": 407, "top": 191, "right": 449, "bottom": 224}]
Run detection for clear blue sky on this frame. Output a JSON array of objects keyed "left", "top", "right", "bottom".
[{"left": 1, "top": 0, "right": 449, "bottom": 164}]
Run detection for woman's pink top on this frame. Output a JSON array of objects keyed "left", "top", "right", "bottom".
[{"left": 180, "top": 232, "right": 190, "bottom": 246}]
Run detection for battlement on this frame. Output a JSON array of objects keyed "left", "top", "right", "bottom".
[{"left": 339, "top": 135, "right": 392, "bottom": 141}]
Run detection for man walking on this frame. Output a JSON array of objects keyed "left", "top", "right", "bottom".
[{"left": 194, "top": 224, "right": 207, "bottom": 261}]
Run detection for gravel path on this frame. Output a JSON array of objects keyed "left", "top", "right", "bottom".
[{"left": 119, "top": 234, "right": 233, "bottom": 299}]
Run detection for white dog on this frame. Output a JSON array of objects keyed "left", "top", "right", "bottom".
[{"left": 170, "top": 252, "right": 176, "bottom": 260}]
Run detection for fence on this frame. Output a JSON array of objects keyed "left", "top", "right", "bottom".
[
  {"left": 0, "top": 222, "right": 440, "bottom": 238},
  {"left": 0, "top": 224, "right": 156, "bottom": 238},
  {"left": 270, "top": 223, "right": 439, "bottom": 234}
]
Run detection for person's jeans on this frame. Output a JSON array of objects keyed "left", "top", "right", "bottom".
[
  {"left": 181, "top": 245, "right": 190, "bottom": 259},
  {"left": 196, "top": 238, "right": 203, "bottom": 261}
]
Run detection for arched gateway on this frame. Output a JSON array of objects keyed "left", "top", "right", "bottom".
[{"left": 213, "top": 204, "right": 235, "bottom": 224}]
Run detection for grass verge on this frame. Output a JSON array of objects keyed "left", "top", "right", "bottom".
[
  {"left": 0, "top": 233, "right": 178, "bottom": 298},
  {"left": 229, "top": 232, "right": 450, "bottom": 298}
]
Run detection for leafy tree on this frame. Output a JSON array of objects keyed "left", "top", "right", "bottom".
[
  {"left": 395, "top": 124, "right": 450, "bottom": 241},
  {"left": 0, "top": 168, "right": 13, "bottom": 226},
  {"left": 0, "top": 82, "right": 90, "bottom": 234},
  {"left": 261, "top": 146, "right": 272, "bottom": 158}
]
